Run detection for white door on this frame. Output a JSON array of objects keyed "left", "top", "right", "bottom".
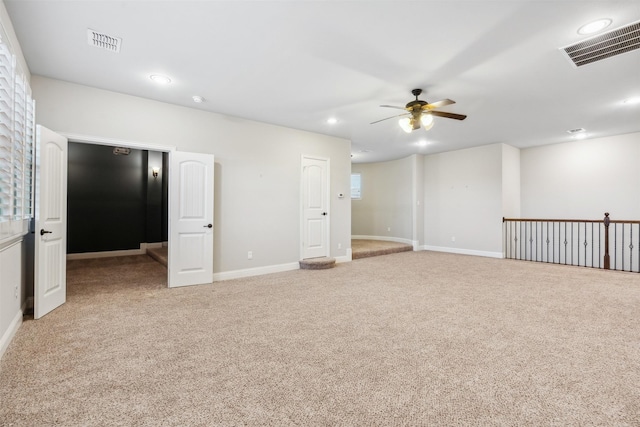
[
  {"left": 301, "top": 156, "right": 329, "bottom": 259},
  {"left": 168, "top": 151, "right": 214, "bottom": 287},
  {"left": 34, "top": 126, "right": 68, "bottom": 319}
]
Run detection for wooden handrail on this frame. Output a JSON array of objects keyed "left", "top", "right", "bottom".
[
  {"left": 503, "top": 217, "right": 640, "bottom": 224},
  {"left": 503, "top": 217, "right": 603, "bottom": 223}
]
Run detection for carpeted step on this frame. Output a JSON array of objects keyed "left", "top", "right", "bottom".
[
  {"left": 146, "top": 247, "right": 168, "bottom": 267},
  {"left": 351, "top": 240, "right": 413, "bottom": 260},
  {"left": 299, "top": 257, "right": 336, "bottom": 270}
]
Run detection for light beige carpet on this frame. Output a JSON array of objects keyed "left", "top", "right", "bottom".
[
  {"left": 146, "top": 246, "right": 168, "bottom": 267},
  {"left": 1, "top": 252, "right": 640, "bottom": 426},
  {"left": 351, "top": 239, "right": 413, "bottom": 259}
]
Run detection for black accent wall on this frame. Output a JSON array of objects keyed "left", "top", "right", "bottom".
[{"left": 67, "top": 142, "right": 167, "bottom": 254}]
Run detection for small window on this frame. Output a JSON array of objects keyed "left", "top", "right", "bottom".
[{"left": 350, "top": 173, "right": 361, "bottom": 199}]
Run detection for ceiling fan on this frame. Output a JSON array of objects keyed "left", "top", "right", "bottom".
[{"left": 371, "top": 89, "right": 467, "bottom": 133}]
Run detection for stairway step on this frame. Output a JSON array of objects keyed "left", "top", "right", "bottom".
[
  {"left": 299, "top": 257, "right": 336, "bottom": 270},
  {"left": 146, "top": 247, "right": 168, "bottom": 267}
]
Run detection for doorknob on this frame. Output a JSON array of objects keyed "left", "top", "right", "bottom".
[
  {"left": 204, "top": 224, "right": 213, "bottom": 228},
  {"left": 40, "top": 229, "right": 53, "bottom": 236},
  {"left": 321, "top": 212, "right": 327, "bottom": 216}
]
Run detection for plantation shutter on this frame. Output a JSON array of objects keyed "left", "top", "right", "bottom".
[
  {"left": 0, "top": 41, "right": 14, "bottom": 222},
  {"left": 24, "top": 90, "right": 34, "bottom": 218},
  {"left": 12, "top": 75, "right": 26, "bottom": 220}
]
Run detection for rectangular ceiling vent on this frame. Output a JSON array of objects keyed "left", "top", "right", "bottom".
[
  {"left": 87, "top": 29, "right": 121, "bottom": 53},
  {"left": 566, "top": 128, "right": 586, "bottom": 134},
  {"left": 561, "top": 20, "right": 640, "bottom": 67},
  {"left": 113, "top": 147, "right": 130, "bottom": 156}
]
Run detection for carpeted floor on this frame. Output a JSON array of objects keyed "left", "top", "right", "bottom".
[
  {"left": 1, "top": 251, "right": 640, "bottom": 426},
  {"left": 351, "top": 239, "right": 413, "bottom": 259}
]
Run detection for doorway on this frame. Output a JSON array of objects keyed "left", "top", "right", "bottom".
[
  {"left": 66, "top": 142, "right": 168, "bottom": 259},
  {"left": 34, "top": 130, "right": 215, "bottom": 318}
]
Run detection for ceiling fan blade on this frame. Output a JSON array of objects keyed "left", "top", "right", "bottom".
[
  {"left": 429, "top": 110, "right": 467, "bottom": 120},
  {"left": 423, "top": 99, "right": 455, "bottom": 110},
  {"left": 380, "top": 104, "right": 407, "bottom": 110},
  {"left": 370, "top": 113, "right": 409, "bottom": 124}
]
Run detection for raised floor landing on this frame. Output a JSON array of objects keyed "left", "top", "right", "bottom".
[
  {"left": 351, "top": 239, "right": 413, "bottom": 259},
  {"left": 146, "top": 240, "right": 414, "bottom": 270}
]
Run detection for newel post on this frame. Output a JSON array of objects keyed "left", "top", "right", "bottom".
[{"left": 603, "top": 212, "right": 610, "bottom": 270}]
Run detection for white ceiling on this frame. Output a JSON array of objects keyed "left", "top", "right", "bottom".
[{"left": 4, "top": 0, "right": 640, "bottom": 163}]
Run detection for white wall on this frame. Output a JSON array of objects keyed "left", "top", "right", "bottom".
[
  {"left": 502, "top": 144, "right": 521, "bottom": 219},
  {"left": 424, "top": 144, "right": 504, "bottom": 256},
  {"left": 0, "top": 241, "right": 22, "bottom": 358},
  {"left": 412, "top": 155, "right": 425, "bottom": 247},
  {"left": 351, "top": 156, "right": 414, "bottom": 243},
  {"left": 521, "top": 132, "right": 640, "bottom": 220},
  {"left": 31, "top": 76, "right": 352, "bottom": 276}
]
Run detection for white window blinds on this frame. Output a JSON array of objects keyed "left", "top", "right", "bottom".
[
  {"left": 0, "top": 33, "right": 35, "bottom": 241},
  {"left": 24, "top": 86, "right": 34, "bottom": 219},
  {"left": 13, "top": 74, "right": 25, "bottom": 220},
  {"left": 0, "top": 41, "right": 13, "bottom": 222}
]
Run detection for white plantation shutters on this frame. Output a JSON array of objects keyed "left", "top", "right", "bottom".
[
  {"left": 0, "top": 41, "right": 13, "bottom": 223},
  {"left": 13, "top": 75, "right": 25, "bottom": 220},
  {"left": 0, "top": 34, "right": 35, "bottom": 241},
  {"left": 24, "top": 87, "right": 34, "bottom": 218}
]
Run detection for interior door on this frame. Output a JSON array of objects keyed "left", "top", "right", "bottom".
[
  {"left": 168, "top": 151, "right": 214, "bottom": 287},
  {"left": 34, "top": 126, "right": 68, "bottom": 319},
  {"left": 301, "top": 156, "right": 329, "bottom": 259}
]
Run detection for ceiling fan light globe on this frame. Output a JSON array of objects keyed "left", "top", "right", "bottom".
[
  {"left": 399, "top": 117, "right": 413, "bottom": 133},
  {"left": 420, "top": 114, "right": 434, "bottom": 130}
]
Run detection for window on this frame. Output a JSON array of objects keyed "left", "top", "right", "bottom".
[
  {"left": 0, "top": 35, "right": 35, "bottom": 243},
  {"left": 351, "top": 173, "right": 361, "bottom": 199},
  {"left": 0, "top": 41, "right": 14, "bottom": 223}
]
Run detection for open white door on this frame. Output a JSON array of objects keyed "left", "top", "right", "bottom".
[
  {"left": 168, "top": 151, "right": 214, "bottom": 287},
  {"left": 34, "top": 126, "right": 68, "bottom": 319},
  {"left": 301, "top": 156, "right": 329, "bottom": 259}
]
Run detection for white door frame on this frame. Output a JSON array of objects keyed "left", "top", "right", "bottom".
[
  {"left": 59, "top": 133, "right": 177, "bottom": 286},
  {"left": 300, "top": 155, "right": 330, "bottom": 260},
  {"left": 61, "top": 133, "right": 176, "bottom": 154}
]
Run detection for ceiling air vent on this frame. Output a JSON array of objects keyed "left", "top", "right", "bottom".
[
  {"left": 113, "top": 147, "right": 130, "bottom": 155},
  {"left": 561, "top": 20, "right": 640, "bottom": 67},
  {"left": 567, "top": 128, "right": 586, "bottom": 134},
  {"left": 87, "top": 29, "right": 121, "bottom": 53}
]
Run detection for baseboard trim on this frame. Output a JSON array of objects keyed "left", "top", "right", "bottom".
[
  {"left": 0, "top": 306, "right": 23, "bottom": 361},
  {"left": 213, "top": 262, "right": 300, "bottom": 282},
  {"left": 67, "top": 243, "right": 161, "bottom": 260},
  {"left": 335, "top": 248, "right": 352, "bottom": 263},
  {"left": 421, "top": 245, "right": 504, "bottom": 259},
  {"left": 352, "top": 235, "right": 416, "bottom": 248}
]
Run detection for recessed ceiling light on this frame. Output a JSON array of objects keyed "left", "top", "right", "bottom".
[
  {"left": 192, "top": 95, "right": 205, "bottom": 103},
  {"left": 149, "top": 74, "right": 171, "bottom": 84},
  {"left": 416, "top": 140, "right": 429, "bottom": 147},
  {"left": 327, "top": 117, "right": 338, "bottom": 125},
  {"left": 578, "top": 18, "right": 612, "bottom": 35}
]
